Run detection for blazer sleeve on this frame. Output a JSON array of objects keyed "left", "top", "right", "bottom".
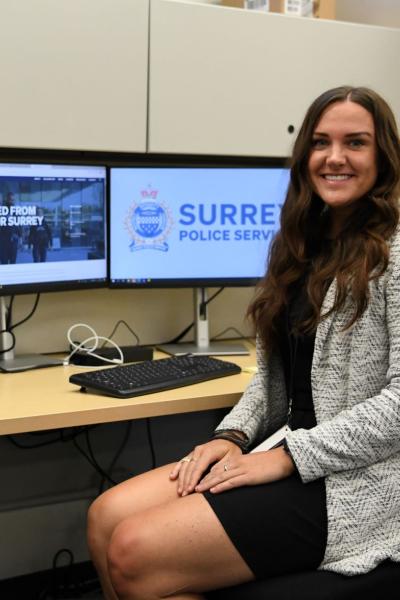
[
  {"left": 286, "top": 257, "right": 400, "bottom": 483},
  {"left": 215, "top": 338, "right": 272, "bottom": 443}
]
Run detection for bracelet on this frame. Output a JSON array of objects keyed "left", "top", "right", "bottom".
[{"left": 211, "top": 429, "right": 249, "bottom": 454}]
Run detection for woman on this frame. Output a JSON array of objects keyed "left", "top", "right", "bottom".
[{"left": 87, "top": 86, "right": 400, "bottom": 600}]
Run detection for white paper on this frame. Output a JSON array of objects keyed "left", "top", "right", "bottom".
[{"left": 250, "top": 424, "right": 291, "bottom": 453}]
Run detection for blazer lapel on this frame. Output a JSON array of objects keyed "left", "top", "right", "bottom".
[{"left": 313, "top": 278, "right": 337, "bottom": 371}]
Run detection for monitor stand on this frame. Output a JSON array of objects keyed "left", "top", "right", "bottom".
[
  {"left": 0, "top": 297, "right": 63, "bottom": 372},
  {"left": 158, "top": 288, "right": 249, "bottom": 357}
]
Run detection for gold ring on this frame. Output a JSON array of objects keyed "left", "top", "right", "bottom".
[
  {"left": 190, "top": 457, "right": 197, "bottom": 462},
  {"left": 181, "top": 457, "right": 191, "bottom": 463},
  {"left": 223, "top": 463, "right": 229, "bottom": 472}
]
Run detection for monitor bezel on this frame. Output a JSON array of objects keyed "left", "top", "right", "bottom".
[
  {"left": 108, "top": 154, "right": 289, "bottom": 289},
  {"left": 0, "top": 156, "right": 108, "bottom": 296}
]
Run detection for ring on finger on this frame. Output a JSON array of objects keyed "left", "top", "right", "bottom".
[
  {"left": 223, "top": 463, "right": 229, "bottom": 472},
  {"left": 190, "top": 457, "right": 197, "bottom": 462},
  {"left": 181, "top": 457, "right": 191, "bottom": 463}
]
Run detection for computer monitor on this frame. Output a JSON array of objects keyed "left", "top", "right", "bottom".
[
  {"left": 109, "top": 162, "right": 289, "bottom": 355},
  {"left": 0, "top": 161, "right": 107, "bottom": 371}
]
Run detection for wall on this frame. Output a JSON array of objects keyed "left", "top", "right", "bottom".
[{"left": 11, "top": 287, "right": 254, "bottom": 355}]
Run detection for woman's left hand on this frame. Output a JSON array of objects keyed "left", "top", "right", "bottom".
[{"left": 195, "top": 446, "right": 295, "bottom": 494}]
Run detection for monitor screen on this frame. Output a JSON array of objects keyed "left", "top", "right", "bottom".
[
  {"left": 0, "top": 162, "right": 107, "bottom": 295},
  {"left": 109, "top": 165, "right": 290, "bottom": 287}
]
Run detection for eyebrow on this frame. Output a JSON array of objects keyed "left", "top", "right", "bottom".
[{"left": 313, "top": 131, "right": 373, "bottom": 138}]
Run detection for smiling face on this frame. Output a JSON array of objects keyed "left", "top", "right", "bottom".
[{"left": 308, "top": 99, "right": 378, "bottom": 233}]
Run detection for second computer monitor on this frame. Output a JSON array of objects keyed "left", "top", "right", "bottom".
[{"left": 109, "top": 164, "right": 290, "bottom": 288}]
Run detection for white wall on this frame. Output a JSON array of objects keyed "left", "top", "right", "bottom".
[{"left": 12, "top": 287, "right": 254, "bottom": 356}]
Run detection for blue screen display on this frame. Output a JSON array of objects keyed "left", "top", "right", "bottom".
[
  {"left": 0, "top": 162, "right": 107, "bottom": 294},
  {"left": 109, "top": 166, "right": 289, "bottom": 286}
]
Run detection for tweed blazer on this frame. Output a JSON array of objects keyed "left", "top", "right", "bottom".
[{"left": 217, "top": 228, "right": 400, "bottom": 576}]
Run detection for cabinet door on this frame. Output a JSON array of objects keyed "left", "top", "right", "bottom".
[
  {"left": 149, "top": 0, "right": 400, "bottom": 157},
  {"left": 0, "top": 0, "right": 149, "bottom": 152}
]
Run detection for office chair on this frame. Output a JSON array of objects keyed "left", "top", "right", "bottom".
[{"left": 206, "top": 559, "right": 400, "bottom": 600}]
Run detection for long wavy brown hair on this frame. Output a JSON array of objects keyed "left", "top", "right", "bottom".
[{"left": 249, "top": 86, "right": 400, "bottom": 351}]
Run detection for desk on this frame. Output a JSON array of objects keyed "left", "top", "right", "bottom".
[{"left": 0, "top": 346, "right": 255, "bottom": 435}]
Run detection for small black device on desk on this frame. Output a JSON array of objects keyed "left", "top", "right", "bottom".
[
  {"left": 69, "top": 355, "right": 241, "bottom": 398},
  {"left": 68, "top": 345, "right": 153, "bottom": 366}
]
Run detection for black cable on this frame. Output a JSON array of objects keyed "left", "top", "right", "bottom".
[
  {"left": 0, "top": 329, "right": 15, "bottom": 354},
  {"left": 0, "top": 294, "right": 41, "bottom": 355},
  {"left": 72, "top": 429, "right": 117, "bottom": 486},
  {"left": 9, "top": 293, "right": 41, "bottom": 331},
  {"left": 165, "top": 287, "right": 225, "bottom": 344},
  {"left": 102, "top": 319, "right": 141, "bottom": 347},
  {"left": 98, "top": 420, "right": 133, "bottom": 494},
  {"left": 7, "top": 432, "right": 62, "bottom": 449},
  {"left": 211, "top": 326, "right": 256, "bottom": 346},
  {"left": 166, "top": 322, "right": 194, "bottom": 345},
  {"left": 7, "top": 425, "right": 120, "bottom": 487},
  {"left": 7, "top": 426, "right": 94, "bottom": 449},
  {"left": 6, "top": 295, "right": 14, "bottom": 330},
  {"left": 146, "top": 418, "right": 156, "bottom": 469}
]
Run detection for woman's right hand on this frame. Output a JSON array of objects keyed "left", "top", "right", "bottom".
[{"left": 169, "top": 439, "right": 243, "bottom": 497}]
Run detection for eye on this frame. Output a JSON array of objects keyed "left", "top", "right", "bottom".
[
  {"left": 311, "top": 138, "right": 328, "bottom": 149},
  {"left": 348, "top": 138, "right": 365, "bottom": 148}
]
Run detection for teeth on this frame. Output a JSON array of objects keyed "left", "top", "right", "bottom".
[{"left": 324, "top": 175, "right": 351, "bottom": 181}]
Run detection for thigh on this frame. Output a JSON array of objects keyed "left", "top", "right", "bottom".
[
  {"left": 109, "top": 491, "right": 255, "bottom": 596},
  {"left": 88, "top": 462, "right": 182, "bottom": 537}
]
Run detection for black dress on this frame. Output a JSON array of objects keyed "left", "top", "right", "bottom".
[{"left": 203, "top": 290, "right": 327, "bottom": 579}]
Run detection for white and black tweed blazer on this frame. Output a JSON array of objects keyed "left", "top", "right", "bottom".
[{"left": 217, "top": 228, "right": 400, "bottom": 576}]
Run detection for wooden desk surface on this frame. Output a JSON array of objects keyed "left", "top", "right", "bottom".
[{"left": 0, "top": 346, "right": 256, "bottom": 435}]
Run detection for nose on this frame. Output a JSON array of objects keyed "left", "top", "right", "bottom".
[{"left": 326, "top": 143, "right": 346, "bottom": 166}]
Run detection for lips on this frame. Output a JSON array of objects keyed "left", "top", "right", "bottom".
[{"left": 322, "top": 174, "right": 354, "bottom": 181}]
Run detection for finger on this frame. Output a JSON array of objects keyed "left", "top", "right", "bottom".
[
  {"left": 209, "top": 473, "right": 247, "bottom": 494},
  {"left": 180, "top": 456, "right": 204, "bottom": 496},
  {"left": 169, "top": 458, "right": 186, "bottom": 480},
  {"left": 196, "top": 466, "right": 241, "bottom": 493},
  {"left": 170, "top": 455, "right": 192, "bottom": 483}
]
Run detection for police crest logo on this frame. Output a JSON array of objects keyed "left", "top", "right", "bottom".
[{"left": 124, "top": 185, "right": 174, "bottom": 252}]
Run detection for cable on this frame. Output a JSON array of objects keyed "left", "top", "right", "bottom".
[
  {"left": 146, "top": 418, "right": 156, "bottom": 469},
  {"left": 212, "top": 326, "right": 256, "bottom": 347},
  {"left": 72, "top": 429, "right": 117, "bottom": 486},
  {"left": 6, "top": 295, "right": 14, "bottom": 330},
  {"left": 7, "top": 432, "right": 62, "bottom": 449},
  {"left": 102, "top": 319, "right": 141, "bottom": 347},
  {"left": 7, "top": 426, "right": 96, "bottom": 449},
  {"left": 9, "top": 293, "right": 41, "bottom": 330},
  {"left": 0, "top": 294, "right": 41, "bottom": 355},
  {"left": 0, "top": 329, "right": 15, "bottom": 355},
  {"left": 64, "top": 322, "right": 124, "bottom": 366},
  {"left": 7, "top": 425, "right": 123, "bottom": 487},
  {"left": 98, "top": 421, "right": 133, "bottom": 494},
  {"left": 165, "top": 287, "right": 225, "bottom": 344},
  {"left": 37, "top": 547, "right": 101, "bottom": 599}
]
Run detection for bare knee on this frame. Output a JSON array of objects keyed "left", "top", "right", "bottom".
[
  {"left": 87, "top": 492, "right": 118, "bottom": 555},
  {"left": 107, "top": 519, "right": 154, "bottom": 599}
]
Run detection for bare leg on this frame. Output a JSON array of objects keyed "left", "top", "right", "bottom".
[
  {"left": 107, "top": 491, "right": 254, "bottom": 599},
  {"left": 87, "top": 463, "right": 184, "bottom": 599},
  {"left": 87, "top": 463, "right": 254, "bottom": 599}
]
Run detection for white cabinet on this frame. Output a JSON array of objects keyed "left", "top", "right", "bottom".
[
  {"left": 0, "top": 0, "right": 149, "bottom": 152},
  {"left": 1, "top": 0, "right": 399, "bottom": 157},
  {"left": 149, "top": 0, "right": 400, "bottom": 157}
]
